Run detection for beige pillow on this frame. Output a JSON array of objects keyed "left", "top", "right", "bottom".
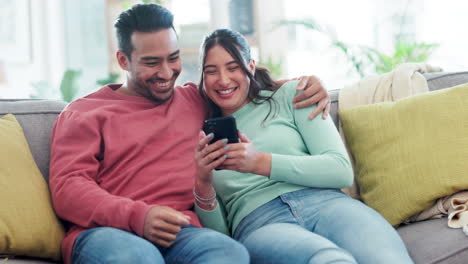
[
  {"left": 339, "top": 83, "right": 468, "bottom": 226},
  {"left": 0, "top": 114, "right": 65, "bottom": 260}
]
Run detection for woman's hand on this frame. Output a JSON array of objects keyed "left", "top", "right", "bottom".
[
  {"left": 219, "top": 132, "right": 272, "bottom": 177},
  {"left": 194, "top": 131, "right": 229, "bottom": 184},
  {"left": 194, "top": 131, "right": 230, "bottom": 210}
]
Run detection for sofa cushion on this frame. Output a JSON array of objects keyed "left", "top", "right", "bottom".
[
  {"left": 339, "top": 82, "right": 468, "bottom": 226},
  {"left": 0, "top": 99, "right": 67, "bottom": 183},
  {"left": 0, "top": 114, "right": 65, "bottom": 261},
  {"left": 398, "top": 218, "right": 468, "bottom": 264},
  {"left": 426, "top": 71, "right": 468, "bottom": 91},
  {"left": 330, "top": 72, "right": 468, "bottom": 129}
]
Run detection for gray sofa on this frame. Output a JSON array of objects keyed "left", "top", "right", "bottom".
[{"left": 1, "top": 71, "right": 468, "bottom": 263}]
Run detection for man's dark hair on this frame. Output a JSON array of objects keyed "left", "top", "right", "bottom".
[{"left": 114, "top": 3, "right": 175, "bottom": 59}]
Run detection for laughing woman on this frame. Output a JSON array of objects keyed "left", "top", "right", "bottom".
[{"left": 193, "top": 29, "right": 413, "bottom": 264}]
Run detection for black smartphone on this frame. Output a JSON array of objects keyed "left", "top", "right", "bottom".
[{"left": 202, "top": 115, "right": 239, "bottom": 144}]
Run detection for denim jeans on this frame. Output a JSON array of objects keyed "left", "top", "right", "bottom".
[
  {"left": 234, "top": 188, "right": 414, "bottom": 264},
  {"left": 72, "top": 225, "right": 249, "bottom": 264}
]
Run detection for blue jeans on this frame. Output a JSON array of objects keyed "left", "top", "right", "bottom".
[
  {"left": 234, "top": 188, "right": 414, "bottom": 264},
  {"left": 72, "top": 225, "right": 249, "bottom": 264}
]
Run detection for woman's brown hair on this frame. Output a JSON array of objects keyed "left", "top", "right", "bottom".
[{"left": 198, "top": 29, "right": 279, "bottom": 120}]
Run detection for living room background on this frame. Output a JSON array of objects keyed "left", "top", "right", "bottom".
[{"left": 0, "top": 0, "right": 466, "bottom": 100}]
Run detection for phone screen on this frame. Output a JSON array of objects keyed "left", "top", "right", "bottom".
[{"left": 202, "top": 115, "right": 239, "bottom": 144}]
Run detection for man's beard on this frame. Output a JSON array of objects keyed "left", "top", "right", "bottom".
[
  {"left": 147, "top": 86, "right": 174, "bottom": 103},
  {"left": 135, "top": 79, "right": 176, "bottom": 104}
]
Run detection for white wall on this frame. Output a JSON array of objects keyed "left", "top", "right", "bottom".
[
  {"left": 62, "top": 0, "right": 109, "bottom": 97},
  {"left": 2, "top": 0, "right": 466, "bottom": 98},
  {"left": 0, "top": 0, "right": 66, "bottom": 98},
  {"left": 283, "top": 0, "right": 468, "bottom": 90},
  {"left": 0, "top": 0, "right": 109, "bottom": 99}
]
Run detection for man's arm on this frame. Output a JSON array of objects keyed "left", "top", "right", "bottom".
[
  {"left": 277, "top": 75, "right": 331, "bottom": 120},
  {"left": 49, "top": 111, "right": 151, "bottom": 237},
  {"left": 50, "top": 110, "right": 190, "bottom": 247}
]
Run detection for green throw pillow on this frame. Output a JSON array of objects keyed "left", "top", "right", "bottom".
[
  {"left": 339, "top": 83, "right": 468, "bottom": 226},
  {"left": 0, "top": 114, "right": 65, "bottom": 260}
]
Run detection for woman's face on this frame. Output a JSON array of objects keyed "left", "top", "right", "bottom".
[{"left": 203, "top": 44, "right": 255, "bottom": 116}]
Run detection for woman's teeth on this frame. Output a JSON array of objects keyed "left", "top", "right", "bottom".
[{"left": 218, "top": 88, "right": 235, "bottom": 94}]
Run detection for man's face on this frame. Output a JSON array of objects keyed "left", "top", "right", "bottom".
[{"left": 121, "top": 28, "right": 182, "bottom": 103}]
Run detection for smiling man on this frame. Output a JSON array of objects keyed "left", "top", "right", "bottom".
[
  {"left": 116, "top": 30, "right": 181, "bottom": 102},
  {"left": 49, "top": 3, "right": 330, "bottom": 264}
]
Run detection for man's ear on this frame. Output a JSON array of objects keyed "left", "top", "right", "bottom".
[
  {"left": 248, "top": 59, "right": 256, "bottom": 74},
  {"left": 117, "top": 50, "right": 130, "bottom": 70}
]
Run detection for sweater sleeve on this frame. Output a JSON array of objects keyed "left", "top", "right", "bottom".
[
  {"left": 194, "top": 198, "right": 230, "bottom": 235},
  {"left": 49, "top": 110, "right": 151, "bottom": 237},
  {"left": 269, "top": 82, "right": 354, "bottom": 188}
]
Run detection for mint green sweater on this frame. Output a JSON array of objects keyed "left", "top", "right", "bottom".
[{"left": 195, "top": 81, "right": 353, "bottom": 235}]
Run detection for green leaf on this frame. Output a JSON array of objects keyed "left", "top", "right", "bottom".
[
  {"left": 258, "top": 56, "right": 283, "bottom": 80},
  {"left": 30, "top": 81, "right": 52, "bottom": 99},
  {"left": 275, "top": 18, "right": 439, "bottom": 76},
  {"left": 60, "top": 69, "right": 82, "bottom": 102},
  {"left": 96, "top": 73, "right": 120, "bottom": 86}
]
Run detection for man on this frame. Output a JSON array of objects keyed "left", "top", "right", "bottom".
[{"left": 49, "top": 3, "right": 330, "bottom": 264}]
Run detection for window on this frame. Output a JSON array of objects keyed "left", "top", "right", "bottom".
[{"left": 283, "top": 0, "right": 468, "bottom": 90}]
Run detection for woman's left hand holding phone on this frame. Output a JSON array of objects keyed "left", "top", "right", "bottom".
[
  {"left": 194, "top": 131, "right": 230, "bottom": 210},
  {"left": 218, "top": 132, "right": 272, "bottom": 177}
]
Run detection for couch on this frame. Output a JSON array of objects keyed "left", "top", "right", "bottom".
[{"left": 1, "top": 71, "right": 468, "bottom": 263}]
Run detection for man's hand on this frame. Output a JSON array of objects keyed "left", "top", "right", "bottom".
[
  {"left": 292, "top": 75, "right": 330, "bottom": 120},
  {"left": 143, "top": 205, "right": 190, "bottom": 248}
]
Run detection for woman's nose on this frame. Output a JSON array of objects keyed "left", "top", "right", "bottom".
[{"left": 218, "top": 71, "right": 231, "bottom": 86}]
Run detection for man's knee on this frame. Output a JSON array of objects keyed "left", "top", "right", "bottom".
[
  {"left": 223, "top": 237, "right": 249, "bottom": 261},
  {"left": 99, "top": 246, "right": 164, "bottom": 264},
  {"left": 72, "top": 227, "right": 164, "bottom": 264}
]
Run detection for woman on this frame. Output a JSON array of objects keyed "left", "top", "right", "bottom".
[{"left": 193, "top": 29, "right": 413, "bottom": 264}]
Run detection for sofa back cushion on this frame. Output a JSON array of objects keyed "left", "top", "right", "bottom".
[
  {"left": 425, "top": 71, "right": 468, "bottom": 91},
  {"left": 329, "top": 71, "right": 468, "bottom": 129},
  {"left": 0, "top": 99, "right": 67, "bottom": 183}
]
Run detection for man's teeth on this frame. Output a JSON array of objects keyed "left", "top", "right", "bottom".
[
  {"left": 156, "top": 81, "right": 170, "bottom": 87},
  {"left": 149, "top": 80, "right": 170, "bottom": 87},
  {"left": 218, "top": 88, "right": 235, "bottom": 94}
]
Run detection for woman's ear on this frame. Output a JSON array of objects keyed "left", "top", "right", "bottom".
[
  {"left": 249, "top": 59, "right": 256, "bottom": 74},
  {"left": 117, "top": 50, "right": 129, "bottom": 71}
]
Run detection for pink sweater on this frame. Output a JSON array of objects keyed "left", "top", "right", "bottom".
[{"left": 49, "top": 83, "right": 206, "bottom": 264}]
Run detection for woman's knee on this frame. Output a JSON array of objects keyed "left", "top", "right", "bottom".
[
  {"left": 186, "top": 228, "right": 249, "bottom": 262},
  {"left": 243, "top": 223, "right": 357, "bottom": 264},
  {"left": 314, "top": 200, "right": 412, "bottom": 264},
  {"left": 308, "top": 248, "right": 357, "bottom": 264}
]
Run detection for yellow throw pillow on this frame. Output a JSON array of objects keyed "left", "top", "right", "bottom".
[
  {"left": 339, "top": 83, "right": 468, "bottom": 226},
  {"left": 0, "top": 114, "right": 65, "bottom": 260}
]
